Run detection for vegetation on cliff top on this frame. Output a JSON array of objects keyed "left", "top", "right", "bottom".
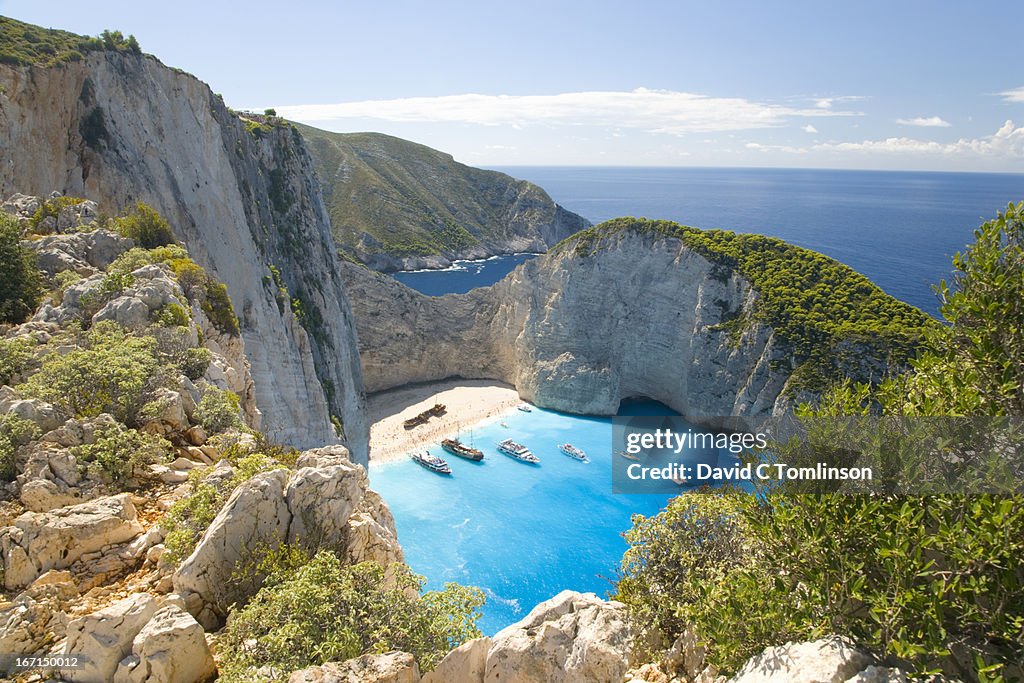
[
  {"left": 615, "top": 204, "right": 1024, "bottom": 681},
  {"left": 0, "top": 15, "right": 140, "bottom": 67},
  {"left": 558, "top": 217, "right": 933, "bottom": 371},
  {"left": 293, "top": 123, "right": 587, "bottom": 264}
]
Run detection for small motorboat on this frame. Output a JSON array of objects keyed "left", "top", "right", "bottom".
[
  {"left": 517, "top": 403, "right": 533, "bottom": 412},
  {"left": 497, "top": 439, "right": 540, "bottom": 463},
  {"left": 411, "top": 450, "right": 452, "bottom": 474},
  {"left": 558, "top": 443, "right": 589, "bottom": 462},
  {"left": 616, "top": 450, "right": 641, "bottom": 462}
]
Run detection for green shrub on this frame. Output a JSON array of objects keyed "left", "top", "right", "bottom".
[
  {"left": 194, "top": 385, "right": 242, "bottom": 434},
  {"left": 28, "top": 195, "right": 86, "bottom": 232},
  {"left": 217, "top": 552, "right": 485, "bottom": 681},
  {"left": 202, "top": 280, "right": 240, "bottom": 335},
  {"left": 78, "top": 271, "right": 135, "bottom": 321},
  {"left": 0, "top": 337, "right": 36, "bottom": 385},
  {"left": 152, "top": 302, "right": 190, "bottom": 328},
  {"left": 17, "top": 321, "right": 167, "bottom": 423},
  {"left": 161, "top": 479, "right": 221, "bottom": 564},
  {"left": 114, "top": 202, "right": 175, "bottom": 249},
  {"left": 179, "top": 347, "right": 212, "bottom": 381},
  {"left": 0, "top": 212, "right": 44, "bottom": 324},
  {"left": 0, "top": 414, "right": 42, "bottom": 482},
  {"left": 70, "top": 424, "right": 170, "bottom": 486}
]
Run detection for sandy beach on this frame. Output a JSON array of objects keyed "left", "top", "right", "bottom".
[{"left": 368, "top": 379, "right": 523, "bottom": 463}]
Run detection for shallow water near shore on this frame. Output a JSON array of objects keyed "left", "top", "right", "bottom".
[{"left": 368, "top": 402, "right": 679, "bottom": 635}]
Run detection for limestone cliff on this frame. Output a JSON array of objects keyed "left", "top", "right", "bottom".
[
  {"left": 0, "top": 52, "right": 367, "bottom": 460},
  {"left": 342, "top": 219, "right": 928, "bottom": 425},
  {"left": 341, "top": 228, "right": 793, "bottom": 422},
  {"left": 295, "top": 124, "right": 591, "bottom": 271}
]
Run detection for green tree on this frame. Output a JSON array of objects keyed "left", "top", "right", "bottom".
[
  {"left": 217, "top": 552, "right": 484, "bottom": 681},
  {"left": 115, "top": 202, "right": 175, "bottom": 249},
  {"left": 0, "top": 213, "right": 43, "bottom": 324}
]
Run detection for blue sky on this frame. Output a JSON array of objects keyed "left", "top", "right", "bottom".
[{"left": 3, "top": 0, "right": 1023, "bottom": 170}]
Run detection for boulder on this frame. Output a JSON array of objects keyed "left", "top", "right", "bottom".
[
  {"left": 62, "top": 594, "right": 158, "bottom": 683},
  {"left": 93, "top": 295, "right": 151, "bottom": 330},
  {"left": 0, "top": 493, "right": 143, "bottom": 588},
  {"left": 173, "top": 451, "right": 401, "bottom": 625},
  {"left": 3, "top": 398, "right": 62, "bottom": 432},
  {"left": 483, "top": 590, "right": 633, "bottom": 683},
  {"left": 421, "top": 637, "right": 490, "bottom": 683},
  {"left": 728, "top": 637, "right": 874, "bottom": 683},
  {"left": 113, "top": 604, "right": 215, "bottom": 683},
  {"left": 288, "top": 652, "right": 420, "bottom": 683},
  {"left": 172, "top": 469, "right": 291, "bottom": 625}
]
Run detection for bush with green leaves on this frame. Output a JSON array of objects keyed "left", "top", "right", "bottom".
[
  {"left": 0, "top": 414, "right": 42, "bottom": 482},
  {"left": 0, "top": 212, "right": 44, "bottom": 324},
  {"left": 17, "top": 321, "right": 167, "bottom": 423},
  {"left": 0, "top": 337, "right": 36, "bottom": 386},
  {"left": 193, "top": 385, "right": 242, "bottom": 434},
  {"left": 161, "top": 477, "right": 221, "bottom": 565},
  {"left": 217, "top": 551, "right": 485, "bottom": 681},
  {"left": 69, "top": 423, "right": 170, "bottom": 486},
  {"left": 113, "top": 202, "right": 175, "bottom": 249}
]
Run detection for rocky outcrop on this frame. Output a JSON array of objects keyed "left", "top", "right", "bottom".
[
  {"left": 342, "top": 227, "right": 792, "bottom": 421},
  {"left": 0, "top": 493, "right": 143, "bottom": 589},
  {"left": 295, "top": 126, "right": 590, "bottom": 272},
  {"left": 727, "top": 637, "right": 896, "bottom": 683},
  {"left": 424, "top": 591, "right": 632, "bottom": 683},
  {"left": 289, "top": 652, "right": 420, "bottom": 683},
  {"left": 113, "top": 604, "right": 216, "bottom": 683},
  {"left": 172, "top": 446, "right": 402, "bottom": 626},
  {"left": 62, "top": 593, "right": 159, "bottom": 683},
  {"left": 0, "top": 53, "right": 367, "bottom": 460}
]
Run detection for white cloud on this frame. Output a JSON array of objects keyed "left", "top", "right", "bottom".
[
  {"left": 1000, "top": 87, "right": 1024, "bottom": 103},
  {"left": 275, "top": 88, "right": 858, "bottom": 136},
  {"left": 802, "top": 124, "right": 818, "bottom": 133},
  {"left": 814, "top": 95, "right": 866, "bottom": 110},
  {"left": 814, "top": 120, "right": 1024, "bottom": 157},
  {"left": 896, "top": 116, "right": 951, "bottom": 128},
  {"left": 746, "top": 142, "right": 807, "bottom": 154}
]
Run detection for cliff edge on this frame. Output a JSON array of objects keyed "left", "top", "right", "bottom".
[{"left": 0, "top": 51, "right": 368, "bottom": 460}]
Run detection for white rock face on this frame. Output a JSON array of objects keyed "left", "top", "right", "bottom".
[
  {"left": 62, "top": 593, "right": 159, "bottom": 683},
  {"left": 342, "top": 229, "right": 792, "bottom": 422},
  {"left": 113, "top": 604, "right": 216, "bottom": 683},
  {"left": 288, "top": 651, "right": 420, "bottom": 683},
  {"left": 421, "top": 637, "right": 490, "bottom": 683},
  {"left": 728, "top": 637, "right": 874, "bottom": 683},
  {"left": 0, "top": 54, "right": 367, "bottom": 461},
  {"left": 425, "top": 591, "right": 631, "bottom": 683},
  {"left": 173, "top": 447, "right": 402, "bottom": 625},
  {"left": 0, "top": 493, "right": 143, "bottom": 588}
]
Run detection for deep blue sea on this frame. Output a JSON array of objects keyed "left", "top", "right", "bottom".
[
  {"left": 397, "top": 167, "right": 1024, "bottom": 316},
  {"left": 372, "top": 167, "right": 1024, "bottom": 636}
]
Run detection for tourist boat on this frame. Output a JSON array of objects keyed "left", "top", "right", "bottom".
[
  {"left": 558, "top": 443, "right": 589, "bottom": 462},
  {"left": 442, "top": 438, "right": 484, "bottom": 461},
  {"left": 497, "top": 439, "right": 540, "bottom": 463},
  {"left": 410, "top": 450, "right": 452, "bottom": 474},
  {"left": 616, "top": 450, "right": 641, "bottom": 462},
  {"left": 517, "top": 403, "right": 533, "bottom": 412}
]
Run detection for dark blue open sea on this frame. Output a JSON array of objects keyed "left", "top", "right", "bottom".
[
  {"left": 375, "top": 167, "right": 1023, "bottom": 635},
  {"left": 397, "top": 167, "right": 1024, "bottom": 316}
]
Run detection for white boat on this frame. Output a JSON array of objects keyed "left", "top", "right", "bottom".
[
  {"left": 497, "top": 439, "right": 540, "bottom": 463},
  {"left": 517, "top": 403, "right": 533, "bottom": 412},
  {"left": 410, "top": 450, "right": 452, "bottom": 474},
  {"left": 558, "top": 443, "right": 589, "bottom": 462}
]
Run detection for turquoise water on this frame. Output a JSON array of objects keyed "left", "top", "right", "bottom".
[{"left": 368, "top": 403, "right": 677, "bottom": 635}]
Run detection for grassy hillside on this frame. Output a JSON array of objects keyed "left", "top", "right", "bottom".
[
  {"left": 558, "top": 217, "right": 934, "bottom": 382},
  {"left": 0, "top": 15, "right": 140, "bottom": 67},
  {"left": 294, "top": 123, "right": 588, "bottom": 269}
]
